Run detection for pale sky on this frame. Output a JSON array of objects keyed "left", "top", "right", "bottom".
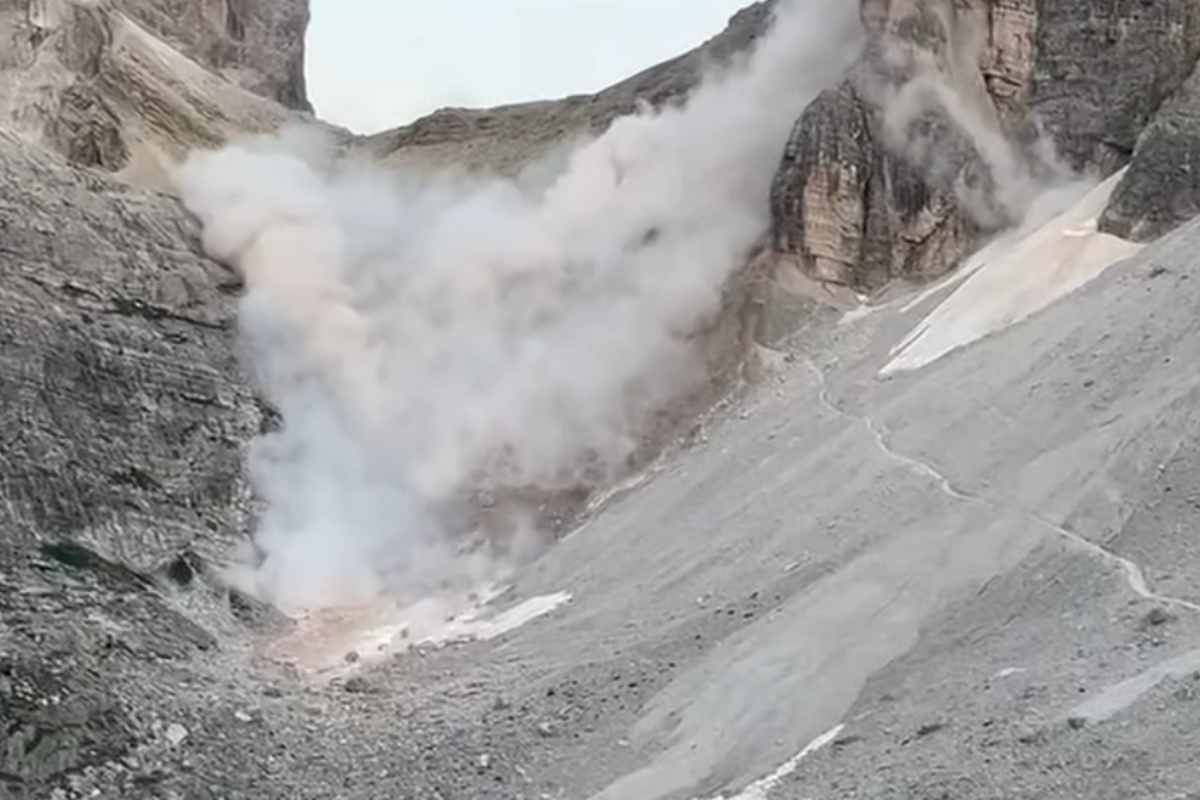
[{"left": 305, "top": 2, "right": 748, "bottom": 134}]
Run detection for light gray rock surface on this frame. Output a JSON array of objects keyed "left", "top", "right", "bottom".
[
  {"left": 113, "top": 0, "right": 311, "bottom": 111},
  {"left": 1101, "top": 57, "right": 1200, "bottom": 242},
  {"left": 0, "top": 130, "right": 258, "bottom": 570},
  {"left": 5, "top": 120, "right": 1200, "bottom": 799},
  {"left": 0, "top": 0, "right": 320, "bottom": 188},
  {"left": 0, "top": 129, "right": 264, "bottom": 797}
]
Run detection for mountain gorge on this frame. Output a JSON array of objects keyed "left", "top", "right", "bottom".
[{"left": 4, "top": 1, "right": 1200, "bottom": 799}]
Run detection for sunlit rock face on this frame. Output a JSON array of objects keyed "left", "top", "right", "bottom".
[
  {"left": 0, "top": 0, "right": 315, "bottom": 183},
  {"left": 770, "top": 0, "right": 1200, "bottom": 291}
]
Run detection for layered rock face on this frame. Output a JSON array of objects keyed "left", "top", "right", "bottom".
[
  {"left": 0, "top": 129, "right": 269, "bottom": 793},
  {"left": 0, "top": 0, "right": 315, "bottom": 186},
  {"left": 771, "top": 0, "right": 1200, "bottom": 291},
  {"left": 0, "top": 127, "right": 261, "bottom": 572}
]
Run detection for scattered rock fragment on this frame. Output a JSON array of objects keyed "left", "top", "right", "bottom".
[
  {"left": 1144, "top": 607, "right": 1173, "bottom": 627},
  {"left": 535, "top": 722, "right": 555, "bottom": 738},
  {"left": 1067, "top": 716, "right": 1087, "bottom": 730},
  {"left": 344, "top": 677, "right": 373, "bottom": 695},
  {"left": 165, "top": 723, "right": 189, "bottom": 747},
  {"left": 345, "top": 650, "right": 361, "bottom": 664},
  {"left": 915, "top": 721, "right": 946, "bottom": 738}
]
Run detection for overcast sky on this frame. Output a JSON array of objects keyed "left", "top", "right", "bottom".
[{"left": 305, "top": 1, "right": 748, "bottom": 134}]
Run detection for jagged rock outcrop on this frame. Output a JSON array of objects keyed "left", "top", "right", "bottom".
[
  {"left": 771, "top": 0, "right": 1200, "bottom": 291},
  {"left": 0, "top": 0, "right": 319, "bottom": 187},
  {"left": 113, "top": 0, "right": 311, "bottom": 111},
  {"left": 1032, "top": 0, "right": 1200, "bottom": 174},
  {"left": 1100, "top": 58, "right": 1200, "bottom": 241}
]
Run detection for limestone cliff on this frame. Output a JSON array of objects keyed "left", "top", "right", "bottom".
[
  {"left": 0, "top": 0, "right": 317, "bottom": 187},
  {"left": 356, "top": 2, "right": 777, "bottom": 175},
  {"left": 770, "top": 0, "right": 1200, "bottom": 291},
  {"left": 6, "top": 3, "right": 1200, "bottom": 798}
]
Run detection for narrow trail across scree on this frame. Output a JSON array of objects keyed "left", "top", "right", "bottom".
[{"left": 805, "top": 360, "right": 1200, "bottom": 615}]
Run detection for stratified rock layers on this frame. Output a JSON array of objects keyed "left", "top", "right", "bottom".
[{"left": 771, "top": 0, "right": 1200, "bottom": 291}]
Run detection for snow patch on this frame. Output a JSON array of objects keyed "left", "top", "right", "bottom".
[
  {"left": 265, "top": 589, "right": 571, "bottom": 677},
  {"left": 698, "top": 724, "right": 845, "bottom": 800},
  {"left": 882, "top": 169, "right": 1142, "bottom": 376}
]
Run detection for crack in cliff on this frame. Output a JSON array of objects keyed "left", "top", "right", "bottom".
[
  {"left": 19, "top": 274, "right": 229, "bottom": 330},
  {"left": 805, "top": 360, "right": 1200, "bottom": 615}
]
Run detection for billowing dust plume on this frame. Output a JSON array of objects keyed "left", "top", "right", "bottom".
[{"left": 178, "top": 0, "right": 863, "bottom": 612}]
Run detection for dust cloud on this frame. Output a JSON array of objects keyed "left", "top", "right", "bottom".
[
  {"left": 862, "top": 1, "right": 1091, "bottom": 231},
  {"left": 178, "top": 0, "right": 863, "bottom": 613}
]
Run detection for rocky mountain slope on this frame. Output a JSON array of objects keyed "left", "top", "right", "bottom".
[
  {"left": 4, "top": 1, "right": 1200, "bottom": 799},
  {"left": 354, "top": 2, "right": 777, "bottom": 176},
  {"left": 0, "top": 0, "right": 319, "bottom": 188},
  {"left": 772, "top": 0, "right": 1200, "bottom": 291}
]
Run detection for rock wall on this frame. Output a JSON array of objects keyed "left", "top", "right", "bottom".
[
  {"left": 770, "top": 0, "right": 1200, "bottom": 292},
  {"left": 0, "top": 0, "right": 317, "bottom": 185},
  {"left": 1100, "top": 57, "right": 1200, "bottom": 242},
  {"left": 0, "top": 129, "right": 260, "bottom": 573},
  {"left": 115, "top": 0, "right": 311, "bottom": 111}
]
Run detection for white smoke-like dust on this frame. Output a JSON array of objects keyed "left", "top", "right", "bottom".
[
  {"left": 865, "top": 1, "right": 1092, "bottom": 230},
  {"left": 178, "top": 0, "right": 864, "bottom": 613}
]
